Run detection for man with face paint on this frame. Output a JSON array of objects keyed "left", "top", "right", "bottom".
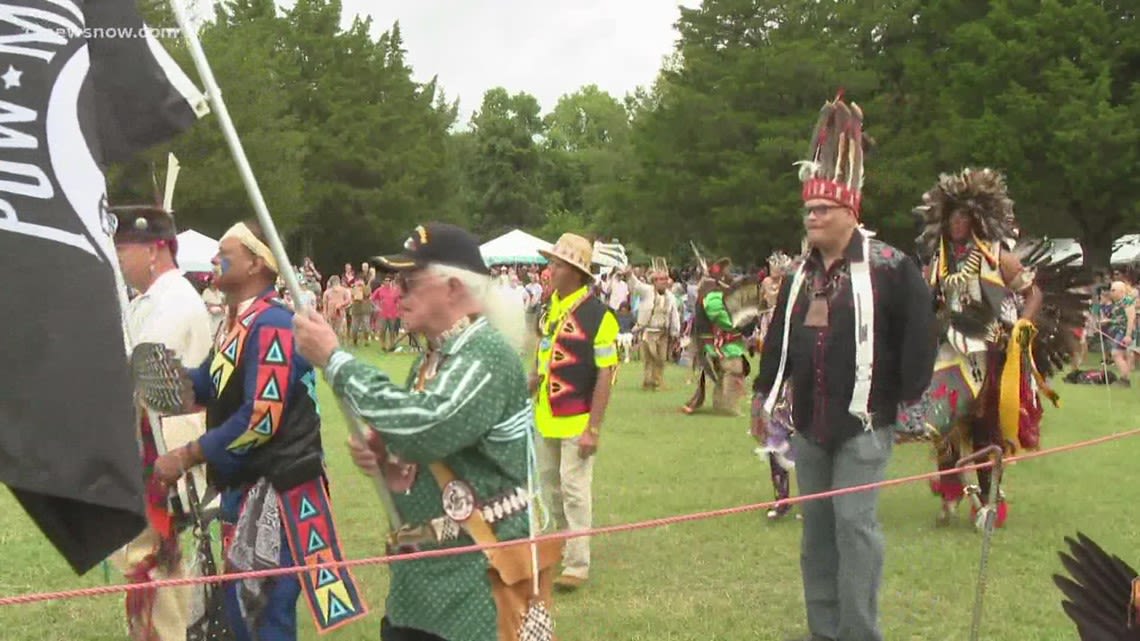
[
  {"left": 753, "top": 93, "right": 936, "bottom": 641},
  {"left": 914, "top": 169, "right": 1055, "bottom": 530},
  {"left": 151, "top": 219, "right": 367, "bottom": 641},
  {"left": 110, "top": 204, "right": 212, "bottom": 641}
]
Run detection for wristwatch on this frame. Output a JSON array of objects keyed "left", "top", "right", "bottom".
[{"left": 585, "top": 426, "right": 600, "bottom": 437}]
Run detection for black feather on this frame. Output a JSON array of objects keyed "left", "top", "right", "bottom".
[
  {"left": 1052, "top": 532, "right": 1140, "bottom": 641},
  {"left": 947, "top": 300, "right": 995, "bottom": 338},
  {"left": 1012, "top": 237, "right": 1095, "bottom": 378}
]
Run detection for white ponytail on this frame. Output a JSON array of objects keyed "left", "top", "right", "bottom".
[{"left": 429, "top": 264, "right": 527, "bottom": 353}]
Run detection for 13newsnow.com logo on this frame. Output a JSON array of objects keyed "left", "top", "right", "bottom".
[{"left": 47, "top": 26, "right": 183, "bottom": 40}]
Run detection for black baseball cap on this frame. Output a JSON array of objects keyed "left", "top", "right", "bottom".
[
  {"left": 111, "top": 205, "right": 178, "bottom": 243},
  {"left": 375, "top": 223, "right": 489, "bottom": 275}
]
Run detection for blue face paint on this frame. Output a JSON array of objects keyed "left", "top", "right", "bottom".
[{"left": 217, "top": 257, "right": 232, "bottom": 276}]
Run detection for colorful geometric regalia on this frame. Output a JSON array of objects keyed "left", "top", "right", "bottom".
[
  {"left": 683, "top": 258, "right": 750, "bottom": 415},
  {"left": 912, "top": 168, "right": 1091, "bottom": 529},
  {"left": 189, "top": 290, "right": 367, "bottom": 640}
]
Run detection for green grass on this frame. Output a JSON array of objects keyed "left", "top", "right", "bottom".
[{"left": 3, "top": 349, "right": 1138, "bottom": 641}]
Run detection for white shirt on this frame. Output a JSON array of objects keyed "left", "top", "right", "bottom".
[
  {"left": 501, "top": 283, "right": 528, "bottom": 309},
  {"left": 126, "top": 269, "right": 213, "bottom": 367},
  {"left": 608, "top": 278, "right": 629, "bottom": 311},
  {"left": 125, "top": 268, "right": 214, "bottom": 506},
  {"left": 627, "top": 273, "right": 681, "bottom": 336},
  {"left": 525, "top": 282, "right": 543, "bottom": 307}
]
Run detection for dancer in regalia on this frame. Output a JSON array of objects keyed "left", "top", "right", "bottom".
[
  {"left": 682, "top": 257, "right": 749, "bottom": 416},
  {"left": 753, "top": 91, "right": 936, "bottom": 641},
  {"left": 152, "top": 219, "right": 367, "bottom": 641},
  {"left": 750, "top": 250, "right": 800, "bottom": 520},
  {"left": 757, "top": 251, "right": 791, "bottom": 348},
  {"left": 914, "top": 168, "right": 1090, "bottom": 529}
]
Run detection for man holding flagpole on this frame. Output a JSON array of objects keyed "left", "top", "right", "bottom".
[
  {"left": 294, "top": 222, "right": 560, "bottom": 641},
  {"left": 151, "top": 219, "right": 367, "bottom": 641},
  {"left": 111, "top": 201, "right": 212, "bottom": 641}
]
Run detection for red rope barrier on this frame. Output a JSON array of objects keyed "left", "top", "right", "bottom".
[{"left": 1, "top": 426, "right": 1138, "bottom": 608}]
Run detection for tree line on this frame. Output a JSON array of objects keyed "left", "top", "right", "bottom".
[{"left": 113, "top": 0, "right": 1140, "bottom": 272}]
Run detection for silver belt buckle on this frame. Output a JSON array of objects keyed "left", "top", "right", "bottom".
[{"left": 441, "top": 479, "right": 476, "bottom": 522}]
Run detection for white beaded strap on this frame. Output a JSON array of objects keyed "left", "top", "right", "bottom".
[{"left": 848, "top": 231, "right": 875, "bottom": 429}]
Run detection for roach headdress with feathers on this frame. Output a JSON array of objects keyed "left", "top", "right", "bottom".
[
  {"left": 914, "top": 167, "right": 1017, "bottom": 254},
  {"left": 796, "top": 90, "right": 869, "bottom": 216}
]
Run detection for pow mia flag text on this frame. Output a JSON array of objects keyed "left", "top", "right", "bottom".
[{"left": 0, "top": 0, "right": 208, "bottom": 575}]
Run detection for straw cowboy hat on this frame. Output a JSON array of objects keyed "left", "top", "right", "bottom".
[{"left": 539, "top": 233, "right": 594, "bottom": 278}]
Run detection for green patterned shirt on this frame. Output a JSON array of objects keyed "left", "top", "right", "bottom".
[
  {"left": 326, "top": 317, "right": 533, "bottom": 641},
  {"left": 702, "top": 290, "right": 747, "bottom": 358}
]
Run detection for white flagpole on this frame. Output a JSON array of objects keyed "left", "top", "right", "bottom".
[{"left": 169, "top": 0, "right": 404, "bottom": 530}]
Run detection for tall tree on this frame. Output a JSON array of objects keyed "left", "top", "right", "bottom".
[
  {"left": 542, "top": 85, "right": 633, "bottom": 238},
  {"left": 622, "top": 0, "right": 877, "bottom": 263},
  {"left": 930, "top": 0, "right": 1140, "bottom": 268},
  {"left": 466, "top": 88, "right": 548, "bottom": 236},
  {"left": 131, "top": 0, "right": 309, "bottom": 242}
]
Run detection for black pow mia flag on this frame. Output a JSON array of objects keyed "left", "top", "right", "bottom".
[{"left": 0, "top": 0, "right": 208, "bottom": 574}]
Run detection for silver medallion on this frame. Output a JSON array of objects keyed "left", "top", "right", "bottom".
[{"left": 441, "top": 480, "right": 476, "bottom": 522}]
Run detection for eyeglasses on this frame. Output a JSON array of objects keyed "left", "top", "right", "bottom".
[{"left": 803, "top": 205, "right": 838, "bottom": 218}]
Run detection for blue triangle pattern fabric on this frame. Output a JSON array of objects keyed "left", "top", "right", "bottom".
[
  {"left": 307, "top": 527, "right": 328, "bottom": 554},
  {"left": 263, "top": 337, "right": 286, "bottom": 365},
  {"left": 260, "top": 375, "right": 281, "bottom": 401},
  {"left": 253, "top": 413, "right": 274, "bottom": 435},
  {"left": 316, "top": 567, "right": 338, "bottom": 588},
  {"left": 326, "top": 592, "right": 352, "bottom": 622},
  {"left": 298, "top": 496, "right": 319, "bottom": 521},
  {"left": 222, "top": 339, "right": 239, "bottom": 363}
]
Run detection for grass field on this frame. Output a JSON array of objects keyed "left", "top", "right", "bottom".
[{"left": 3, "top": 348, "right": 1138, "bottom": 641}]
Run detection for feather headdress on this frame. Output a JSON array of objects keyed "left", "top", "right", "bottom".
[
  {"left": 796, "top": 90, "right": 867, "bottom": 215},
  {"left": 914, "top": 167, "right": 1017, "bottom": 254},
  {"left": 767, "top": 251, "right": 792, "bottom": 274}
]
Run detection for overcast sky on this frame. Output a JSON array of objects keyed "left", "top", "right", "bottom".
[{"left": 338, "top": 0, "right": 697, "bottom": 124}]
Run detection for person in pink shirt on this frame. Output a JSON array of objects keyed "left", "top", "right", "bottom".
[{"left": 372, "top": 275, "right": 403, "bottom": 351}]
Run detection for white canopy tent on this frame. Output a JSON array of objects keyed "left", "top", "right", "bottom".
[
  {"left": 480, "top": 229, "right": 552, "bottom": 265},
  {"left": 176, "top": 229, "right": 218, "bottom": 273},
  {"left": 1112, "top": 234, "right": 1140, "bottom": 266},
  {"left": 1046, "top": 238, "right": 1084, "bottom": 266},
  {"left": 1035, "top": 236, "right": 1140, "bottom": 267}
]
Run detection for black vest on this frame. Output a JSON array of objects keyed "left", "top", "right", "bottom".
[
  {"left": 547, "top": 295, "right": 611, "bottom": 417},
  {"left": 206, "top": 319, "right": 323, "bottom": 491}
]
